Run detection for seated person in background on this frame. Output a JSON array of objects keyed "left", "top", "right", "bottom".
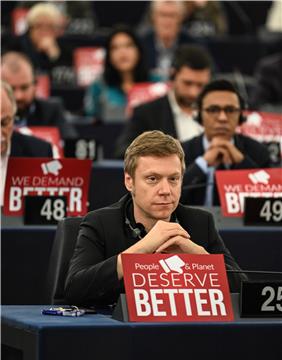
[
  {"left": 65, "top": 130, "right": 246, "bottom": 307},
  {"left": 84, "top": 25, "right": 153, "bottom": 123},
  {"left": 1, "top": 51, "right": 76, "bottom": 138},
  {"left": 182, "top": 1, "right": 228, "bottom": 38},
  {"left": 114, "top": 44, "right": 213, "bottom": 158},
  {"left": 140, "top": 1, "right": 193, "bottom": 80},
  {"left": 4, "top": 2, "right": 72, "bottom": 75},
  {"left": 249, "top": 52, "right": 282, "bottom": 113},
  {"left": 181, "top": 79, "right": 271, "bottom": 207},
  {"left": 1, "top": 80, "right": 53, "bottom": 205}
]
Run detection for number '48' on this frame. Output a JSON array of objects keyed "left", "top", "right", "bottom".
[{"left": 40, "top": 199, "right": 65, "bottom": 221}]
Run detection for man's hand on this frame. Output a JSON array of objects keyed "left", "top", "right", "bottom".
[
  {"left": 204, "top": 138, "right": 244, "bottom": 166},
  {"left": 155, "top": 236, "right": 208, "bottom": 255},
  {"left": 37, "top": 37, "right": 60, "bottom": 60}
]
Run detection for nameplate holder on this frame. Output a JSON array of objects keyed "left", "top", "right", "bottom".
[
  {"left": 24, "top": 196, "right": 67, "bottom": 225},
  {"left": 64, "top": 138, "right": 102, "bottom": 161},
  {"left": 240, "top": 281, "right": 282, "bottom": 317},
  {"left": 244, "top": 197, "right": 282, "bottom": 226},
  {"left": 112, "top": 294, "right": 129, "bottom": 322},
  {"left": 121, "top": 253, "right": 233, "bottom": 322}
]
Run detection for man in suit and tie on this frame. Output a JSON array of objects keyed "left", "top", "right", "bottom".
[
  {"left": 181, "top": 79, "right": 271, "bottom": 206},
  {"left": 115, "top": 44, "right": 212, "bottom": 158},
  {"left": 1, "top": 51, "right": 76, "bottom": 138}
]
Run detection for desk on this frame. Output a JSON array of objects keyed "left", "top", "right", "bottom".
[
  {"left": 2, "top": 220, "right": 282, "bottom": 305},
  {"left": 2, "top": 296, "right": 282, "bottom": 360}
]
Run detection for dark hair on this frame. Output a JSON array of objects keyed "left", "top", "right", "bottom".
[
  {"left": 104, "top": 25, "right": 149, "bottom": 87},
  {"left": 197, "top": 79, "right": 246, "bottom": 124},
  {"left": 172, "top": 44, "right": 213, "bottom": 74}
]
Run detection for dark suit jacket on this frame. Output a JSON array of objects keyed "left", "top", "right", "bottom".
[
  {"left": 141, "top": 30, "right": 194, "bottom": 71},
  {"left": 10, "top": 131, "right": 53, "bottom": 157},
  {"left": 115, "top": 95, "right": 176, "bottom": 158},
  {"left": 65, "top": 194, "right": 245, "bottom": 306},
  {"left": 17, "top": 98, "right": 77, "bottom": 138},
  {"left": 181, "top": 134, "right": 271, "bottom": 206}
]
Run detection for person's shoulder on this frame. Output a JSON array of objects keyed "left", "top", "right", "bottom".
[
  {"left": 12, "top": 131, "right": 53, "bottom": 156},
  {"left": 181, "top": 134, "right": 203, "bottom": 151},
  {"left": 82, "top": 195, "right": 128, "bottom": 222},
  {"left": 177, "top": 203, "right": 214, "bottom": 226},
  {"left": 236, "top": 133, "right": 268, "bottom": 151},
  {"left": 134, "top": 95, "right": 169, "bottom": 113},
  {"left": 35, "top": 97, "right": 64, "bottom": 110}
]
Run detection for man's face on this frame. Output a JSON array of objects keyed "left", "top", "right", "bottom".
[
  {"left": 173, "top": 66, "right": 211, "bottom": 109},
  {"left": 201, "top": 90, "right": 241, "bottom": 141},
  {"left": 152, "top": 2, "right": 183, "bottom": 42},
  {"left": 1, "top": 63, "right": 35, "bottom": 112},
  {"left": 125, "top": 155, "right": 182, "bottom": 224},
  {"left": 1, "top": 88, "right": 15, "bottom": 155}
]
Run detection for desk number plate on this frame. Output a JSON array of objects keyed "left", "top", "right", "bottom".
[{"left": 240, "top": 281, "right": 282, "bottom": 317}]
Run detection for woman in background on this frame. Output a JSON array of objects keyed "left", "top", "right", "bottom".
[{"left": 84, "top": 25, "right": 152, "bottom": 122}]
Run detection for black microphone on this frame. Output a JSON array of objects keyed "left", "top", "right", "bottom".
[
  {"left": 125, "top": 217, "right": 142, "bottom": 239},
  {"left": 227, "top": 269, "right": 282, "bottom": 276}
]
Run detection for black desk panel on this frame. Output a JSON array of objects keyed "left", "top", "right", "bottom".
[
  {"left": 2, "top": 298, "right": 282, "bottom": 360},
  {"left": 2, "top": 221, "right": 281, "bottom": 305}
]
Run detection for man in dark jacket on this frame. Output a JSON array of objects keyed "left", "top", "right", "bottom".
[
  {"left": 1, "top": 51, "right": 76, "bottom": 138},
  {"left": 181, "top": 79, "right": 271, "bottom": 206},
  {"left": 65, "top": 130, "right": 245, "bottom": 307},
  {"left": 115, "top": 44, "right": 212, "bottom": 158}
]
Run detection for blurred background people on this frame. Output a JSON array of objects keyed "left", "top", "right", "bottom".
[
  {"left": 4, "top": 2, "right": 72, "bottom": 75},
  {"left": 249, "top": 52, "right": 282, "bottom": 113},
  {"left": 140, "top": 0, "right": 193, "bottom": 80},
  {"left": 84, "top": 25, "right": 153, "bottom": 123},
  {"left": 182, "top": 1, "right": 228, "bottom": 38},
  {"left": 1, "top": 80, "right": 53, "bottom": 205},
  {"left": 1, "top": 51, "right": 76, "bottom": 138},
  {"left": 115, "top": 44, "right": 213, "bottom": 158},
  {"left": 181, "top": 79, "right": 271, "bottom": 206}
]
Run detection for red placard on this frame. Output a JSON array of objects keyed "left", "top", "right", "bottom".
[
  {"left": 16, "top": 126, "right": 63, "bottom": 158},
  {"left": 11, "top": 8, "right": 28, "bottom": 35},
  {"left": 237, "top": 111, "right": 282, "bottom": 145},
  {"left": 126, "top": 82, "right": 170, "bottom": 117},
  {"left": 215, "top": 168, "right": 282, "bottom": 217},
  {"left": 73, "top": 47, "right": 105, "bottom": 87},
  {"left": 3, "top": 158, "right": 92, "bottom": 216},
  {"left": 122, "top": 253, "right": 233, "bottom": 322},
  {"left": 35, "top": 75, "right": 51, "bottom": 99}
]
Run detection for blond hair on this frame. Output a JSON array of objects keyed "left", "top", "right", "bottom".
[
  {"left": 27, "top": 3, "right": 62, "bottom": 26},
  {"left": 124, "top": 130, "right": 185, "bottom": 177}
]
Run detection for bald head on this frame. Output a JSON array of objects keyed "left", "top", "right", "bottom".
[{"left": 1, "top": 52, "right": 36, "bottom": 112}]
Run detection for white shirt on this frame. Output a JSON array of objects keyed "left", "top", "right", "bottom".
[
  {"left": 1, "top": 142, "right": 11, "bottom": 207},
  {"left": 168, "top": 90, "right": 203, "bottom": 142}
]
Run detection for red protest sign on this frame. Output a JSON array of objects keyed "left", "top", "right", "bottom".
[
  {"left": 215, "top": 168, "right": 282, "bottom": 217},
  {"left": 122, "top": 253, "right": 233, "bottom": 322},
  {"left": 3, "top": 158, "right": 92, "bottom": 216},
  {"left": 73, "top": 47, "right": 105, "bottom": 87},
  {"left": 126, "top": 82, "right": 170, "bottom": 117},
  {"left": 237, "top": 111, "right": 282, "bottom": 145}
]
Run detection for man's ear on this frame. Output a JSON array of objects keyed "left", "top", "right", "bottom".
[{"left": 124, "top": 172, "right": 133, "bottom": 192}]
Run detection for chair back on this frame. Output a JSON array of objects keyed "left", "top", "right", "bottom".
[{"left": 46, "top": 217, "right": 82, "bottom": 304}]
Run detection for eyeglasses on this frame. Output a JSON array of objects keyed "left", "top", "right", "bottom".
[{"left": 203, "top": 105, "right": 241, "bottom": 117}]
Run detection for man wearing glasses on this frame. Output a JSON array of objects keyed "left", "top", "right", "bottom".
[{"left": 181, "top": 79, "right": 271, "bottom": 206}]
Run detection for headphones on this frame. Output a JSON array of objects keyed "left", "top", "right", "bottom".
[
  {"left": 195, "top": 80, "right": 247, "bottom": 125},
  {"left": 125, "top": 217, "right": 143, "bottom": 240}
]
